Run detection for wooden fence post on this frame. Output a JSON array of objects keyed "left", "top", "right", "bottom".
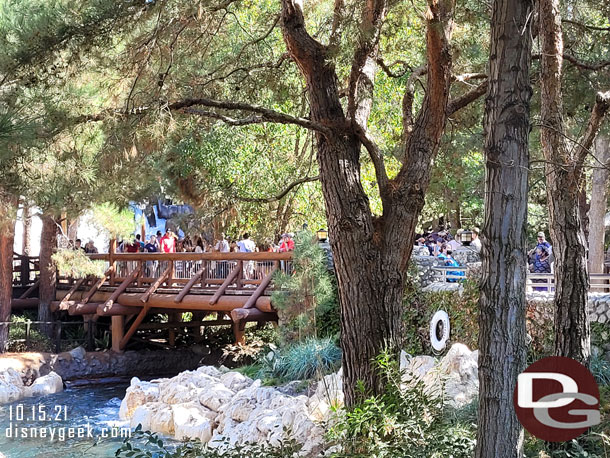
[
  {"left": 87, "top": 319, "right": 94, "bottom": 350},
  {"left": 54, "top": 321, "right": 62, "bottom": 353},
  {"left": 111, "top": 315, "right": 124, "bottom": 353}
]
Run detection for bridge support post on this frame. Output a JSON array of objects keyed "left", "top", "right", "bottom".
[{"left": 111, "top": 315, "right": 124, "bottom": 353}]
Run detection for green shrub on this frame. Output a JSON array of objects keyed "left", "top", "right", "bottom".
[
  {"left": 328, "top": 351, "right": 476, "bottom": 458},
  {"left": 8, "top": 314, "right": 53, "bottom": 352},
  {"left": 591, "top": 355, "right": 610, "bottom": 387},
  {"left": 592, "top": 322, "right": 610, "bottom": 350},
  {"left": 272, "top": 230, "right": 338, "bottom": 343},
  {"left": 258, "top": 337, "right": 342, "bottom": 382},
  {"left": 52, "top": 248, "right": 106, "bottom": 279},
  {"left": 115, "top": 424, "right": 302, "bottom": 457},
  {"left": 402, "top": 266, "right": 479, "bottom": 355}
]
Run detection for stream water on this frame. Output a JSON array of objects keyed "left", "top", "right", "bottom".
[{"left": 0, "top": 382, "right": 137, "bottom": 457}]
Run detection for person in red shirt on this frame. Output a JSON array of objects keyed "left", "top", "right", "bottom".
[
  {"left": 278, "top": 233, "right": 295, "bottom": 252},
  {"left": 125, "top": 237, "right": 140, "bottom": 253},
  {"left": 159, "top": 229, "right": 176, "bottom": 253}
]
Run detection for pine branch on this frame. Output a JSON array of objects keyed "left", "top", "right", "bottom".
[
  {"left": 71, "top": 97, "right": 331, "bottom": 134},
  {"left": 447, "top": 79, "right": 488, "bottom": 115},
  {"left": 575, "top": 91, "right": 610, "bottom": 166},
  {"left": 234, "top": 175, "right": 319, "bottom": 203}
]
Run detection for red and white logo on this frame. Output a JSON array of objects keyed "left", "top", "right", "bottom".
[{"left": 513, "top": 356, "right": 600, "bottom": 442}]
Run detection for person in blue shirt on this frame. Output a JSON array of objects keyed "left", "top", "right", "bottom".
[
  {"left": 144, "top": 235, "right": 158, "bottom": 252},
  {"left": 445, "top": 249, "right": 465, "bottom": 282},
  {"left": 437, "top": 245, "right": 465, "bottom": 281}
]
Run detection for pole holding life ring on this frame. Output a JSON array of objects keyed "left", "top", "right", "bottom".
[{"left": 430, "top": 310, "right": 450, "bottom": 352}]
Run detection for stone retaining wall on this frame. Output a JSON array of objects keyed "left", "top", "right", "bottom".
[
  {"left": 422, "top": 282, "right": 610, "bottom": 325},
  {"left": 411, "top": 246, "right": 481, "bottom": 288}
]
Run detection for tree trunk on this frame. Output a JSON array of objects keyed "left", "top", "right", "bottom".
[
  {"left": 280, "top": 0, "right": 455, "bottom": 406},
  {"left": 39, "top": 215, "right": 58, "bottom": 336},
  {"left": 0, "top": 195, "right": 16, "bottom": 352},
  {"left": 475, "top": 0, "right": 532, "bottom": 456},
  {"left": 539, "top": 0, "right": 591, "bottom": 365},
  {"left": 21, "top": 203, "right": 31, "bottom": 256},
  {"left": 588, "top": 134, "right": 610, "bottom": 274}
]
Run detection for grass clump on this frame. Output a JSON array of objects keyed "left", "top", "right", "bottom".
[{"left": 258, "top": 337, "right": 342, "bottom": 382}]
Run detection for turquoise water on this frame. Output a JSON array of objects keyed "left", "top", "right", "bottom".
[{"left": 0, "top": 383, "right": 132, "bottom": 457}]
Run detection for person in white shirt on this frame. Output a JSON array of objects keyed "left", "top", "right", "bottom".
[
  {"left": 237, "top": 233, "right": 256, "bottom": 253},
  {"left": 214, "top": 233, "right": 230, "bottom": 278},
  {"left": 237, "top": 233, "right": 257, "bottom": 280},
  {"left": 214, "top": 233, "right": 230, "bottom": 253},
  {"left": 470, "top": 227, "right": 482, "bottom": 252},
  {"left": 448, "top": 231, "right": 462, "bottom": 251}
]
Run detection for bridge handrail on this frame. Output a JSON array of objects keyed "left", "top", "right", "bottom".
[{"left": 87, "top": 252, "right": 293, "bottom": 261}]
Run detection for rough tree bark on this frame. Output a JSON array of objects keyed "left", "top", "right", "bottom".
[
  {"left": 21, "top": 203, "right": 31, "bottom": 256},
  {"left": 280, "top": 0, "right": 455, "bottom": 405},
  {"left": 0, "top": 195, "right": 16, "bottom": 353},
  {"left": 476, "top": 0, "right": 532, "bottom": 455},
  {"left": 539, "top": 0, "right": 610, "bottom": 365},
  {"left": 589, "top": 134, "right": 610, "bottom": 274},
  {"left": 38, "top": 215, "right": 58, "bottom": 336}
]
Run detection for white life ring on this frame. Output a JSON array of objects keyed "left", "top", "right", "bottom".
[{"left": 430, "top": 310, "right": 450, "bottom": 351}]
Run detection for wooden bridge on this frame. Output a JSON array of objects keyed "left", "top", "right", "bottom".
[
  {"left": 12, "top": 253, "right": 40, "bottom": 310},
  {"left": 51, "top": 252, "right": 292, "bottom": 352}
]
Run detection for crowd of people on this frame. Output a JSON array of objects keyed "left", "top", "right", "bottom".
[
  {"left": 113, "top": 230, "right": 297, "bottom": 255},
  {"left": 413, "top": 227, "right": 553, "bottom": 281},
  {"left": 413, "top": 228, "right": 482, "bottom": 281},
  {"left": 68, "top": 238, "right": 99, "bottom": 254},
  {"left": 415, "top": 227, "right": 482, "bottom": 256}
]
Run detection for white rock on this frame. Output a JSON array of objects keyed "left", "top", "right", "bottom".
[
  {"left": 224, "top": 397, "right": 257, "bottom": 422},
  {"left": 119, "top": 378, "right": 160, "bottom": 420},
  {"left": 435, "top": 343, "right": 479, "bottom": 408},
  {"left": 402, "top": 355, "right": 436, "bottom": 380},
  {"left": 129, "top": 402, "right": 175, "bottom": 435},
  {"left": 256, "top": 414, "right": 283, "bottom": 435},
  {"left": 220, "top": 371, "right": 253, "bottom": 392},
  {"left": 130, "top": 404, "right": 154, "bottom": 430},
  {"left": 196, "top": 366, "right": 222, "bottom": 378},
  {"left": 27, "top": 372, "right": 63, "bottom": 397},
  {"left": 159, "top": 382, "right": 199, "bottom": 405},
  {"left": 0, "top": 368, "right": 24, "bottom": 404},
  {"left": 308, "top": 370, "right": 344, "bottom": 422},
  {"left": 150, "top": 404, "right": 175, "bottom": 435},
  {"left": 198, "top": 383, "right": 234, "bottom": 412},
  {"left": 172, "top": 402, "right": 215, "bottom": 443}
]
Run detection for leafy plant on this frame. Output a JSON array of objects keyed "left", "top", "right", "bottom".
[
  {"left": 90, "top": 202, "right": 137, "bottom": 241},
  {"left": 328, "top": 351, "right": 476, "bottom": 458},
  {"left": 7, "top": 314, "right": 53, "bottom": 352},
  {"left": 115, "top": 424, "right": 302, "bottom": 458},
  {"left": 402, "top": 265, "right": 479, "bottom": 355}
]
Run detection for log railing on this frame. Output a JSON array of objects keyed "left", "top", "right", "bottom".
[
  {"left": 57, "top": 252, "right": 293, "bottom": 294},
  {"left": 432, "top": 267, "right": 610, "bottom": 294}
]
